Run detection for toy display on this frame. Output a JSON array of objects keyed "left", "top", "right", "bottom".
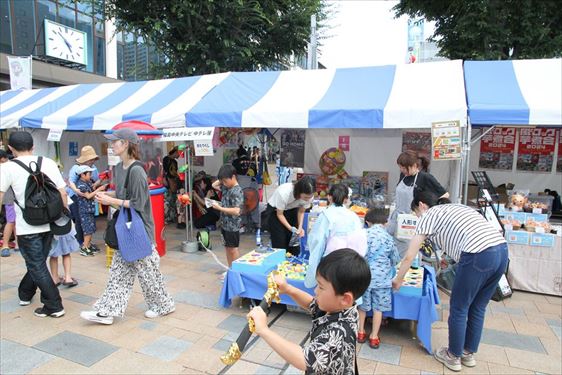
[
  {"left": 231, "top": 248, "right": 286, "bottom": 274},
  {"left": 395, "top": 263, "right": 424, "bottom": 297},
  {"left": 277, "top": 261, "right": 308, "bottom": 281}
]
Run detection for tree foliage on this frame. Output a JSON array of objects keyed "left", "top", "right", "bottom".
[
  {"left": 394, "top": 0, "right": 562, "bottom": 60},
  {"left": 99, "top": 0, "right": 329, "bottom": 77}
]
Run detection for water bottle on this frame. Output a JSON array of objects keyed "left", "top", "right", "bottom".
[
  {"left": 411, "top": 252, "right": 420, "bottom": 269},
  {"left": 256, "top": 229, "right": 262, "bottom": 248}
]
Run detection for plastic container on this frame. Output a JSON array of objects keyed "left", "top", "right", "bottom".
[
  {"left": 150, "top": 185, "right": 167, "bottom": 257},
  {"left": 524, "top": 194, "right": 554, "bottom": 215}
]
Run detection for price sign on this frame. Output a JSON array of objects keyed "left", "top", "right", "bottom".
[
  {"left": 47, "top": 128, "right": 63, "bottom": 142},
  {"left": 194, "top": 140, "right": 213, "bottom": 156}
]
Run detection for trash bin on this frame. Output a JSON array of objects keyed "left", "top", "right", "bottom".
[{"left": 150, "top": 185, "right": 167, "bottom": 256}]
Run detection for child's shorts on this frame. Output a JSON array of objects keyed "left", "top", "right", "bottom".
[
  {"left": 221, "top": 229, "right": 240, "bottom": 248},
  {"left": 359, "top": 287, "right": 392, "bottom": 313},
  {"left": 80, "top": 213, "right": 96, "bottom": 235},
  {"left": 4, "top": 204, "right": 16, "bottom": 223}
]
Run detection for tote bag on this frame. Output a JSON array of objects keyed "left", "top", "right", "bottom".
[{"left": 115, "top": 205, "right": 153, "bottom": 262}]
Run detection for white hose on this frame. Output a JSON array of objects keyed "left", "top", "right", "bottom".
[{"left": 197, "top": 238, "right": 230, "bottom": 270}]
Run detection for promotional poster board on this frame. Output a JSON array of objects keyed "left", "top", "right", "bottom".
[
  {"left": 516, "top": 128, "right": 556, "bottom": 172},
  {"left": 431, "top": 120, "right": 461, "bottom": 160},
  {"left": 479, "top": 127, "right": 516, "bottom": 170},
  {"left": 402, "top": 131, "right": 431, "bottom": 158},
  {"left": 280, "top": 129, "right": 306, "bottom": 168}
]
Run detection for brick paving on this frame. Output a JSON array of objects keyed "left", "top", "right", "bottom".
[{"left": 1, "top": 221, "right": 561, "bottom": 374}]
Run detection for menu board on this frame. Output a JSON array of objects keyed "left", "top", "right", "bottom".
[
  {"left": 479, "top": 127, "right": 516, "bottom": 170},
  {"left": 516, "top": 128, "right": 556, "bottom": 172}
]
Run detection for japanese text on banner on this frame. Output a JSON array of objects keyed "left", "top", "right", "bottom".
[{"left": 516, "top": 128, "right": 556, "bottom": 172}]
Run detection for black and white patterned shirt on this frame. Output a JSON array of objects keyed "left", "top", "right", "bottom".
[
  {"left": 303, "top": 299, "right": 358, "bottom": 375},
  {"left": 415, "top": 204, "right": 506, "bottom": 262},
  {"left": 220, "top": 184, "right": 244, "bottom": 232}
]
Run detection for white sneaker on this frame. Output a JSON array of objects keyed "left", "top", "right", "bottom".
[
  {"left": 80, "top": 311, "right": 114, "bottom": 325},
  {"left": 19, "top": 300, "right": 31, "bottom": 306},
  {"left": 144, "top": 307, "right": 175, "bottom": 319}
]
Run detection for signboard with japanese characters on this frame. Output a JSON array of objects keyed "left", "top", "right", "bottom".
[
  {"left": 557, "top": 131, "right": 562, "bottom": 173},
  {"left": 479, "top": 127, "right": 516, "bottom": 170},
  {"left": 396, "top": 214, "right": 419, "bottom": 240},
  {"left": 431, "top": 120, "right": 462, "bottom": 160},
  {"left": 516, "top": 128, "right": 556, "bottom": 172},
  {"left": 157, "top": 127, "right": 215, "bottom": 142},
  {"left": 194, "top": 140, "right": 214, "bottom": 156}
]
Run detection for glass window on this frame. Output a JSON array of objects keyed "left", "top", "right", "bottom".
[
  {"left": 0, "top": 0, "right": 12, "bottom": 54},
  {"left": 13, "top": 0, "right": 36, "bottom": 56},
  {"left": 35, "top": 0, "right": 57, "bottom": 55},
  {"left": 57, "top": 5, "right": 76, "bottom": 28},
  {"left": 95, "top": 36, "right": 105, "bottom": 75},
  {"left": 123, "top": 32, "right": 136, "bottom": 80},
  {"left": 95, "top": 17, "right": 104, "bottom": 35},
  {"left": 136, "top": 35, "right": 148, "bottom": 80},
  {"left": 76, "top": 0, "right": 93, "bottom": 15},
  {"left": 76, "top": 12, "right": 93, "bottom": 72},
  {"left": 116, "top": 31, "right": 123, "bottom": 43},
  {"left": 117, "top": 43, "right": 124, "bottom": 80}
]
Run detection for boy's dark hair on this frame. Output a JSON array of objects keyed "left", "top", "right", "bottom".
[
  {"left": 317, "top": 248, "right": 370, "bottom": 299},
  {"left": 365, "top": 207, "right": 388, "bottom": 225},
  {"left": 0, "top": 149, "right": 8, "bottom": 160},
  {"left": 8, "top": 132, "right": 34, "bottom": 152},
  {"left": 411, "top": 191, "right": 451, "bottom": 211},
  {"left": 293, "top": 176, "right": 316, "bottom": 199},
  {"left": 218, "top": 164, "right": 237, "bottom": 180},
  {"left": 328, "top": 183, "right": 348, "bottom": 206}
]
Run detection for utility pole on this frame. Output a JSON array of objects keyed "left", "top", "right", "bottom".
[{"left": 307, "top": 14, "right": 317, "bottom": 70}]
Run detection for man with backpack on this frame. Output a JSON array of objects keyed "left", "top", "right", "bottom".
[{"left": 0, "top": 132, "right": 68, "bottom": 318}]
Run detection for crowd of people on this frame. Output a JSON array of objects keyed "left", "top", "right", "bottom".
[{"left": 0, "top": 133, "right": 509, "bottom": 373}]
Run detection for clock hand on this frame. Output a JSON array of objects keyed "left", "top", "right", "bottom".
[{"left": 57, "top": 31, "right": 73, "bottom": 53}]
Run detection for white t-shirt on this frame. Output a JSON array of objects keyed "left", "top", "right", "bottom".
[
  {"left": 0, "top": 156, "right": 66, "bottom": 235},
  {"left": 268, "top": 182, "right": 312, "bottom": 211}
]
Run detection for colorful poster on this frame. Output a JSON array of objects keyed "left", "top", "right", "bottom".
[
  {"left": 223, "top": 147, "right": 238, "bottom": 164},
  {"left": 69, "top": 142, "right": 79, "bottom": 157},
  {"left": 361, "top": 171, "right": 389, "bottom": 198},
  {"left": 402, "top": 131, "right": 431, "bottom": 158},
  {"left": 431, "top": 120, "right": 461, "bottom": 160},
  {"left": 338, "top": 135, "right": 350, "bottom": 151},
  {"left": 280, "top": 129, "right": 305, "bottom": 168},
  {"left": 556, "top": 130, "right": 562, "bottom": 173},
  {"left": 479, "top": 127, "right": 516, "bottom": 170},
  {"left": 516, "top": 128, "right": 556, "bottom": 172}
]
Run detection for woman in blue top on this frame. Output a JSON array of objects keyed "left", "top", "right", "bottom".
[{"left": 304, "top": 184, "right": 367, "bottom": 288}]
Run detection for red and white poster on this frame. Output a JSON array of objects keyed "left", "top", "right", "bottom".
[
  {"left": 556, "top": 130, "right": 562, "bottom": 173},
  {"left": 516, "top": 128, "right": 556, "bottom": 172},
  {"left": 338, "top": 135, "right": 350, "bottom": 151},
  {"left": 478, "top": 127, "right": 516, "bottom": 170}
]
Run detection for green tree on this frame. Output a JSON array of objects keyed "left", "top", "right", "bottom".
[
  {"left": 394, "top": 0, "right": 562, "bottom": 60},
  {"left": 99, "top": 0, "right": 330, "bottom": 77}
]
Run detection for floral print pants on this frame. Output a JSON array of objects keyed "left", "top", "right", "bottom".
[{"left": 94, "top": 249, "right": 175, "bottom": 317}]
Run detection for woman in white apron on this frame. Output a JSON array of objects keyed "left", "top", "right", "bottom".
[{"left": 387, "top": 151, "right": 448, "bottom": 256}]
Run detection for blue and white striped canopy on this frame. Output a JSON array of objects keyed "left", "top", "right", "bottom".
[
  {"left": 464, "top": 59, "right": 562, "bottom": 126},
  {"left": 1, "top": 60, "right": 467, "bottom": 130}
]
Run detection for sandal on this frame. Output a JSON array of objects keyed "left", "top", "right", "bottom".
[
  {"left": 369, "top": 336, "right": 380, "bottom": 349},
  {"left": 62, "top": 278, "right": 78, "bottom": 287},
  {"left": 357, "top": 331, "right": 367, "bottom": 343}
]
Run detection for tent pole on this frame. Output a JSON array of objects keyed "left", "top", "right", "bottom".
[{"left": 462, "top": 118, "right": 473, "bottom": 205}]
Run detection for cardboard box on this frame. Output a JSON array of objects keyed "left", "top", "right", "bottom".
[
  {"left": 530, "top": 233, "right": 555, "bottom": 247},
  {"left": 505, "top": 230, "right": 530, "bottom": 245}
]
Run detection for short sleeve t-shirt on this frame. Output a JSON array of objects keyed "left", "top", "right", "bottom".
[
  {"left": 220, "top": 184, "right": 244, "bottom": 232},
  {"left": 66, "top": 164, "right": 99, "bottom": 198},
  {"left": 399, "top": 171, "right": 446, "bottom": 197},
  {"left": 76, "top": 179, "right": 95, "bottom": 215},
  {"left": 0, "top": 156, "right": 66, "bottom": 235},
  {"left": 268, "top": 182, "right": 312, "bottom": 211}
]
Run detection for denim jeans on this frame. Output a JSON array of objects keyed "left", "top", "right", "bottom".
[
  {"left": 18, "top": 232, "right": 64, "bottom": 313},
  {"left": 448, "top": 243, "right": 508, "bottom": 356},
  {"left": 70, "top": 195, "right": 84, "bottom": 245}
]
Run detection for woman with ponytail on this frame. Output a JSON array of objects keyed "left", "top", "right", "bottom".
[{"left": 393, "top": 191, "right": 507, "bottom": 372}]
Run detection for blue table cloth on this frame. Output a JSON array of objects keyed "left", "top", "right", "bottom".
[{"left": 219, "top": 265, "right": 440, "bottom": 354}]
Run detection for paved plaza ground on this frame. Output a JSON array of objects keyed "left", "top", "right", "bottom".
[{"left": 1, "top": 221, "right": 561, "bottom": 374}]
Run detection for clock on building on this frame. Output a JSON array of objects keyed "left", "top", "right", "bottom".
[{"left": 44, "top": 19, "right": 87, "bottom": 65}]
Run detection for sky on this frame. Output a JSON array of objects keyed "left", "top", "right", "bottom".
[{"left": 318, "top": 1, "right": 411, "bottom": 68}]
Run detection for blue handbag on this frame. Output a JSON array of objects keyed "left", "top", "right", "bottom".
[{"left": 115, "top": 205, "right": 153, "bottom": 262}]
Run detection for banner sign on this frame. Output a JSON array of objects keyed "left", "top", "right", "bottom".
[
  {"left": 516, "top": 128, "right": 556, "bottom": 172},
  {"left": 7, "top": 56, "right": 32, "bottom": 90},
  {"left": 431, "top": 120, "right": 461, "bottom": 160},
  {"left": 479, "top": 127, "right": 516, "bottom": 170},
  {"left": 402, "top": 131, "right": 431, "bottom": 158},
  {"left": 157, "top": 127, "right": 214, "bottom": 142},
  {"left": 194, "top": 140, "right": 213, "bottom": 156},
  {"left": 46, "top": 128, "right": 63, "bottom": 142},
  {"left": 338, "top": 135, "right": 350, "bottom": 151},
  {"left": 280, "top": 129, "right": 305, "bottom": 168}
]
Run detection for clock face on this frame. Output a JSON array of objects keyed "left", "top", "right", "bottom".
[{"left": 44, "top": 20, "right": 87, "bottom": 65}]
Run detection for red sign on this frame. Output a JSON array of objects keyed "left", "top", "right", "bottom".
[
  {"left": 338, "top": 136, "right": 350, "bottom": 151},
  {"left": 516, "top": 128, "right": 556, "bottom": 172},
  {"left": 478, "top": 127, "right": 516, "bottom": 170}
]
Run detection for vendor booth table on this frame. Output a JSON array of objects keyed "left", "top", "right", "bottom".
[
  {"left": 219, "top": 265, "right": 440, "bottom": 354},
  {"left": 507, "top": 236, "right": 562, "bottom": 296}
]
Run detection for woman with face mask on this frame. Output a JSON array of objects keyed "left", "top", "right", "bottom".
[
  {"left": 304, "top": 184, "right": 367, "bottom": 288},
  {"left": 393, "top": 191, "right": 507, "bottom": 372},
  {"left": 387, "top": 151, "right": 449, "bottom": 257},
  {"left": 266, "top": 176, "right": 315, "bottom": 256}
]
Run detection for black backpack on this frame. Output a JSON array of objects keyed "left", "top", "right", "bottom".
[{"left": 12, "top": 157, "right": 64, "bottom": 226}]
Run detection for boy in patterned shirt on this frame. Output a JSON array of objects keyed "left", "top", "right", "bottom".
[
  {"left": 212, "top": 165, "right": 243, "bottom": 274},
  {"left": 249, "top": 249, "right": 371, "bottom": 375}
]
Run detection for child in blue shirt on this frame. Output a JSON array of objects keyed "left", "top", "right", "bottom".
[{"left": 358, "top": 208, "right": 400, "bottom": 349}]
